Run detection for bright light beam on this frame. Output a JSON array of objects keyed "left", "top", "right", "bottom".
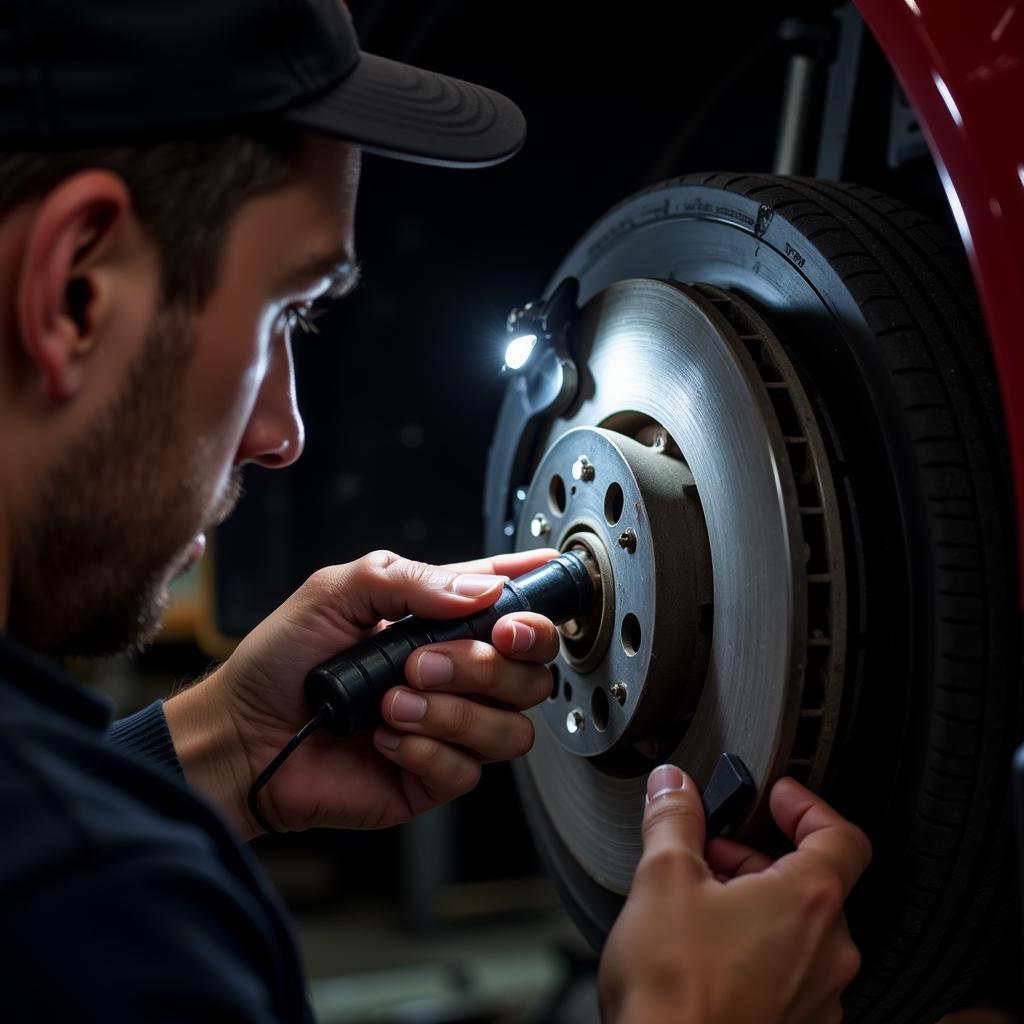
[{"left": 504, "top": 333, "right": 538, "bottom": 371}]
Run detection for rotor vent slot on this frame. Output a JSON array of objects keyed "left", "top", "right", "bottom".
[{"left": 694, "top": 282, "right": 845, "bottom": 792}]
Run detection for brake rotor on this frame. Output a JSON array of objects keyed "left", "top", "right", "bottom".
[{"left": 513, "top": 278, "right": 845, "bottom": 895}]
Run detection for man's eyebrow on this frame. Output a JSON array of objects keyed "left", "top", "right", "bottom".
[{"left": 281, "top": 250, "right": 362, "bottom": 298}]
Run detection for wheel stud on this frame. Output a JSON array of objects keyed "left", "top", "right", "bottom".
[
  {"left": 566, "top": 708, "right": 586, "bottom": 734},
  {"left": 571, "top": 455, "right": 595, "bottom": 482},
  {"left": 530, "top": 513, "right": 551, "bottom": 538},
  {"left": 617, "top": 528, "right": 637, "bottom": 553}
]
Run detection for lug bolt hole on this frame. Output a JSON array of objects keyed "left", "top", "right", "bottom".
[
  {"left": 604, "top": 482, "right": 624, "bottom": 526},
  {"left": 592, "top": 686, "right": 609, "bottom": 732},
  {"left": 548, "top": 663, "right": 560, "bottom": 701},
  {"left": 549, "top": 474, "right": 566, "bottom": 515},
  {"left": 621, "top": 613, "right": 642, "bottom": 657}
]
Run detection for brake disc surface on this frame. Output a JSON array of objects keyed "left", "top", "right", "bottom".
[{"left": 514, "top": 278, "right": 844, "bottom": 895}]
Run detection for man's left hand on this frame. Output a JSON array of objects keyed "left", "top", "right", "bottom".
[{"left": 165, "top": 548, "right": 560, "bottom": 838}]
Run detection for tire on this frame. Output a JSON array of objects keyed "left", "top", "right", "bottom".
[{"left": 518, "top": 174, "right": 1020, "bottom": 1023}]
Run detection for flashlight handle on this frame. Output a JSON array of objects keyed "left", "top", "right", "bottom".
[{"left": 305, "top": 551, "right": 594, "bottom": 735}]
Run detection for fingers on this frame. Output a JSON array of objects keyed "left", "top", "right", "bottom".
[
  {"left": 292, "top": 548, "right": 562, "bottom": 669},
  {"left": 705, "top": 836, "right": 773, "bottom": 879},
  {"left": 405, "top": 634, "right": 558, "bottom": 710},
  {"left": 303, "top": 550, "right": 510, "bottom": 633},
  {"left": 636, "top": 766, "right": 708, "bottom": 887},
  {"left": 490, "top": 612, "right": 561, "bottom": 664},
  {"left": 442, "top": 548, "right": 560, "bottom": 578},
  {"left": 371, "top": 728, "right": 483, "bottom": 807},
  {"left": 381, "top": 685, "right": 536, "bottom": 762},
  {"left": 770, "top": 778, "right": 873, "bottom": 899}
]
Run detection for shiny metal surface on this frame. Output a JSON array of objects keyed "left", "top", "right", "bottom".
[
  {"left": 518, "top": 425, "right": 708, "bottom": 759},
  {"left": 519, "top": 279, "right": 809, "bottom": 894}
]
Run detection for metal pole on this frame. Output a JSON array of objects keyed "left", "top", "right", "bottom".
[{"left": 773, "top": 54, "right": 816, "bottom": 175}]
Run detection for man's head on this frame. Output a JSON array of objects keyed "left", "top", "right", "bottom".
[
  {"left": 0, "top": 0, "right": 524, "bottom": 657},
  {"left": 0, "top": 132, "right": 361, "bottom": 655}
]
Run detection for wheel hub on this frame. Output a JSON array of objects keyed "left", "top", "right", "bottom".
[{"left": 517, "top": 425, "right": 713, "bottom": 761}]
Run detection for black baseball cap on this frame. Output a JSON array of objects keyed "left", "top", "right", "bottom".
[{"left": 0, "top": 0, "right": 526, "bottom": 167}]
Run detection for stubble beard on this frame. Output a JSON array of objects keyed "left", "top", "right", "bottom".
[{"left": 10, "top": 307, "right": 242, "bottom": 657}]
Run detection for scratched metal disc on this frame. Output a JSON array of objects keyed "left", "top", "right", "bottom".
[{"left": 516, "top": 278, "right": 809, "bottom": 895}]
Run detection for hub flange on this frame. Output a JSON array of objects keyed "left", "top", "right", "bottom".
[{"left": 517, "top": 426, "right": 713, "bottom": 760}]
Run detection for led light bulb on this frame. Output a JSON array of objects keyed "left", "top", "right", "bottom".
[{"left": 504, "top": 333, "right": 538, "bottom": 371}]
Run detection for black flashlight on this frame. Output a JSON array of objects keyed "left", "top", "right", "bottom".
[{"left": 305, "top": 549, "right": 598, "bottom": 735}]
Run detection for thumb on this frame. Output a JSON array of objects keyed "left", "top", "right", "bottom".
[{"left": 640, "top": 765, "right": 708, "bottom": 881}]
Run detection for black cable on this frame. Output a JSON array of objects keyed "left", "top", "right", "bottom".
[{"left": 247, "top": 704, "right": 332, "bottom": 836}]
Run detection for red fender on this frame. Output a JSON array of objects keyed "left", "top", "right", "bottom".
[{"left": 857, "top": 0, "right": 1024, "bottom": 598}]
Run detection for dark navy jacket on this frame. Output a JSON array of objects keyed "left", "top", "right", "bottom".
[{"left": 0, "top": 632, "right": 314, "bottom": 1022}]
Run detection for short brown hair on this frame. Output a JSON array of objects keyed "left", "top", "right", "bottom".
[{"left": 0, "top": 130, "right": 305, "bottom": 309}]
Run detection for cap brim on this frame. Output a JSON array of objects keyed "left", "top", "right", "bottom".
[{"left": 282, "top": 52, "right": 526, "bottom": 168}]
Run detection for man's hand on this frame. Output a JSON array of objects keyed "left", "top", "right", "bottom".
[
  {"left": 598, "top": 767, "right": 871, "bottom": 1024},
  {"left": 165, "top": 548, "right": 560, "bottom": 838}
]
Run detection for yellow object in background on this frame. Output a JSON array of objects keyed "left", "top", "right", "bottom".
[{"left": 157, "top": 539, "right": 238, "bottom": 659}]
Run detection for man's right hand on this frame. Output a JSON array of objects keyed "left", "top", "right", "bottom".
[{"left": 597, "top": 767, "right": 871, "bottom": 1024}]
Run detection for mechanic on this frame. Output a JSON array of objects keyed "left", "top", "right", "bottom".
[{"left": 0, "top": 1, "right": 871, "bottom": 1021}]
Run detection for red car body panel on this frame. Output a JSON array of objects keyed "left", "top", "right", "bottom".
[{"left": 857, "top": 0, "right": 1024, "bottom": 598}]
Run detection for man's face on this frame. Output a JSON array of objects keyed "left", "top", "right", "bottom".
[{"left": 10, "top": 136, "right": 361, "bottom": 656}]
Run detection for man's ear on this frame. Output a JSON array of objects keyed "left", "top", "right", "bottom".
[{"left": 16, "top": 170, "right": 132, "bottom": 401}]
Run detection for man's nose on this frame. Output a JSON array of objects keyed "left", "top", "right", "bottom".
[{"left": 235, "top": 336, "right": 305, "bottom": 469}]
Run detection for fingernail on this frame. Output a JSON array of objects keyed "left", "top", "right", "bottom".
[
  {"left": 415, "top": 651, "right": 453, "bottom": 688},
  {"left": 453, "top": 573, "right": 504, "bottom": 597},
  {"left": 375, "top": 726, "right": 402, "bottom": 750},
  {"left": 510, "top": 621, "right": 536, "bottom": 653},
  {"left": 646, "top": 763, "right": 686, "bottom": 804},
  {"left": 391, "top": 690, "right": 428, "bottom": 723}
]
